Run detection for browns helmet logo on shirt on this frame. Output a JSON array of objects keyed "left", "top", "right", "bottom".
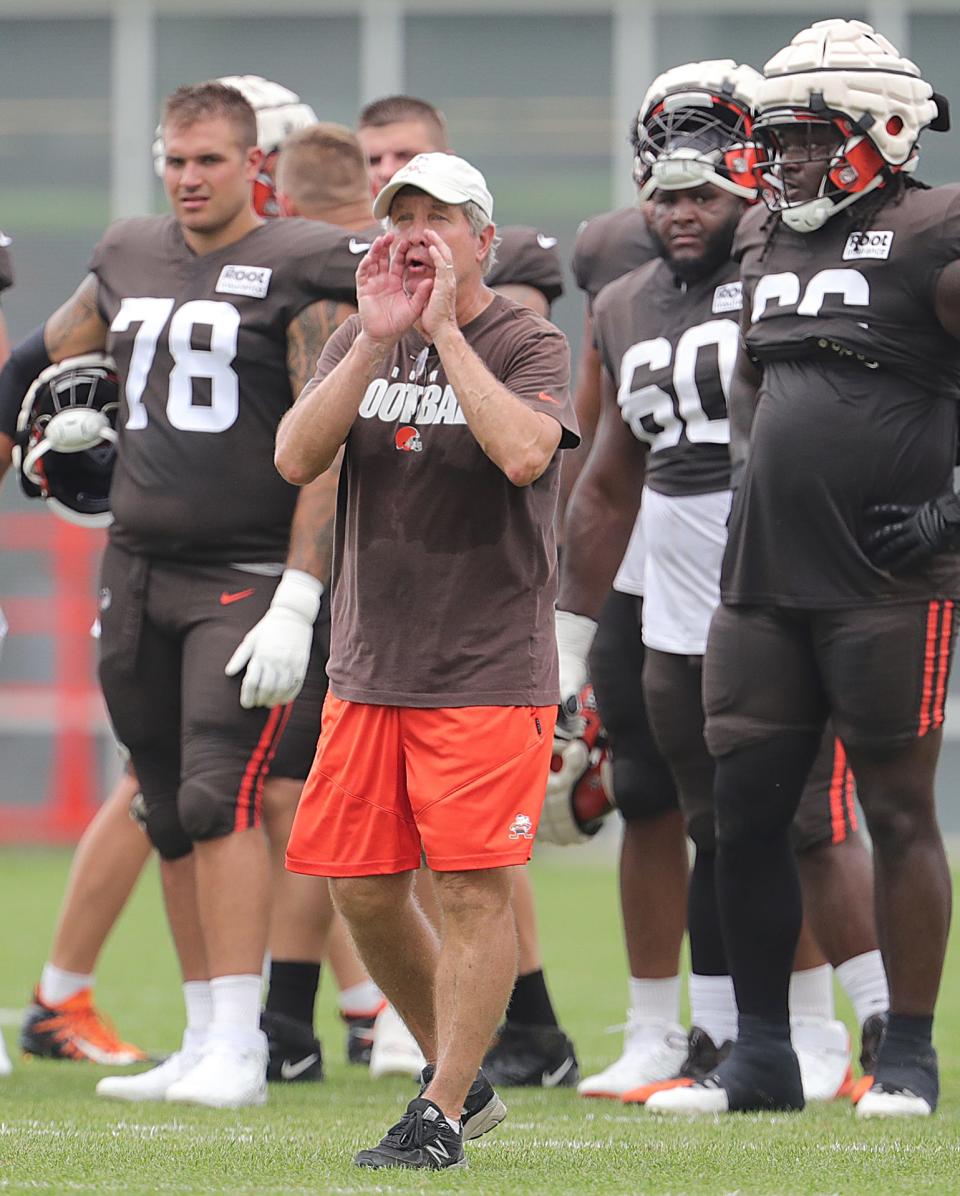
[{"left": 395, "top": 425, "right": 423, "bottom": 453}]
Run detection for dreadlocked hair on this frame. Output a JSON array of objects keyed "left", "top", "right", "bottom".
[{"left": 759, "top": 171, "right": 926, "bottom": 263}]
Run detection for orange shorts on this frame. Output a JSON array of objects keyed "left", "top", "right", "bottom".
[{"left": 286, "top": 695, "right": 556, "bottom": 876}]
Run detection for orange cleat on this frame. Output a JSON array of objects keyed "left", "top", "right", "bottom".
[{"left": 20, "top": 987, "right": 147, "bottom": 1065}]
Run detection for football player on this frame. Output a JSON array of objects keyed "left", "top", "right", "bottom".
[
  {"left": 558, "top": 57, "right": 889, "bottom": 1109},
  {"left": 356, "top": 94, "right": 578, "bottom": 1089},
  {"left": 1, "top": 81, "right": 358, "bottom": 1107},
  {"left": 565, "top": 178, "right": 691, "bottom": 1101},
  {"left": 3, "top": 81, "right": 370, "bottom": 1082},
  {"left": 673, "top": 20, "right": 956, "bottom": 1118}
]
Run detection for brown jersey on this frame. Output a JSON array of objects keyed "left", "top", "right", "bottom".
[
  {"left": 724, "top": 183, "right": 960, "bottom": 608},
  {"left": 593, "top": 258, "right": 738, "bottom": 496},
  {"left": 487, "top": 226, "right": 564, "bottom": 307},
  {"left": 91, "top": 214, "right": 357, "bottom": 563},
  {"left": 0, "top": 235, "right": 13, "bottom": 293},
  {"left": 313, "top": 295, "right": 579, "bottom": 707},
  {"left": 572, "top": 207, "right": 658, "bottom": 310}
]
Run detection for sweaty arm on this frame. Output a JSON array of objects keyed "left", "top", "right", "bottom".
[
  {"left": 559, "top": 366, "right": 647, "bottom": 619},
  {"left": 432, "top": 321, "right": 562, "bottom": 486},
  {"left": 276, "top": 328, "right": 393, "bottom": 485},
  {"left": 559, "top": 309, "right": 603, "bottom": 520},
  {"left": 0, "top": 274, "right": 108, "bottom": 481},
  {"left": 283, "top": 298, "right": 354, "bottom": 583}
]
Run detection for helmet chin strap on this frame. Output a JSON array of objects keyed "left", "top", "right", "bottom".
[{"left": 781, "top": 172, "right": 884, "bottom": 233}]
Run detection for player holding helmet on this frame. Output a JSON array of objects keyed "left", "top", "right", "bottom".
[{"left": 667, "top": 19, "right": 958, "bottom": 1119}]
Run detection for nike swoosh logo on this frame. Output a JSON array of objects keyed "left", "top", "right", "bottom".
[
  {"left": 280, "top": 1053, "right": 319, "bottom": 1080},
  {"left": 220, "top": 588, "right": 255, "bottom": 605},
  {"left": 542, "top": 1057, "right": 574, "bottom": 1087},
  {"left": 538, "top": 391, "right": 561, "bottom": 405},
  {"left": 537, "top": 234, "right": 558, "bottom": 249},
  {"left": 349, "top": 238, "right": 372, "bottom": 255}
]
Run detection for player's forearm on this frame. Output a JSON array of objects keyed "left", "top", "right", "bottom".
[
  {"left": 276, "top": 333, "right": 393, "bottom": 485},
  {"left": 285, "top": 463, "right": 340, "bottom": 583},
  {"left": 559, "top": 473, "right": 641, "bottom": 618},
  {"left": 433, "top": 323, "right": 560, "bottom": 486}
]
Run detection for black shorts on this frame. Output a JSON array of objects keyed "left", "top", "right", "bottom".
[
  {"left": 98, "top": 543, "right": 326, "bottom": 849},
  {"left": 588, "top": 589, "right": 677, "bottom": 821},
  {"left": 643, "top": 646, "right": 856, "bottom": 853},
  {"left": 704, "top": 600, "right": 957, "bottom": 756}
]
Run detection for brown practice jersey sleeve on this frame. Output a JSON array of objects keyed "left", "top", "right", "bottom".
[
  {"left": 314, "top": 294, "right": 579, "bottom": 707},
  {"left": 572, "top": 207, "right": 658, "bottom": 311},
  {"left": 486, "top": 226, "right": 564, "bottom": 307},
  {"left": 593, "top": 259, "right": 738, "bottom": 496},
  {"left": 0, "top": 236, "right": 13, "bottom": 293},
  {"left": 91, "top": 214, "right": 358, "bottom": 563},
  {"left": 725, "top": 183, "right": 960, "bottom": 608}
]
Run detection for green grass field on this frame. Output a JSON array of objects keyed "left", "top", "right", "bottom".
[{"left": 0, "top": 848, "right": 958, "bottom": 1194}]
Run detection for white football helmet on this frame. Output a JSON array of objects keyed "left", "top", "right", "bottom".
[
  {"left": 753, "top": 19, "right": 948, "bottom": 232},
  {"left": 537, "top": 685, "right": 616, "bottom": 847},
  {"left": 634, "top": 59, "right": 761, "bottom": 203},
  {"left": 152, "top": 76, "right": 318, "bottom": 216},
  {"left": 14, "top": 354, "right": 119, "bottom": 528}
]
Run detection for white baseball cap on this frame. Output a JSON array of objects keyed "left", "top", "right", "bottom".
[{"left": 373, "top": 152, "right": 494, "bottom": 222}]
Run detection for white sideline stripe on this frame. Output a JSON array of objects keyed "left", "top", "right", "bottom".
[{"left": 0, "top": 1008, "right": 22, "bottom": 1026}]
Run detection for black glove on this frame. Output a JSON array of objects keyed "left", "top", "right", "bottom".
[{"left": 865, "top": 492, "right": 960, "bottom": 572}]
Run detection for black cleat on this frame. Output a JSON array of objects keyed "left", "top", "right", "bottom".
[
  {"left": 623, "top": 1025, "right": 733, "bottom": 1104},
  {"left": 419, "top": 1064, "right": 507, "bottom": 1140},
  {"left": 859, "top": 1011, "right": 888, "bottom": 1074},
  {"left": 857, "top": 1026, "right": 938, "bottom": 1119},
  {"left": 481, "top": 1022, "right": 580, "bottom": 1089},
  {"left": 342, "top": 1008, "right": 381, "bottom": 1066},
  {"left": 646, "top": 1018, "right": 804, "bottom": 1115},
  {"left": 355, "top": 1098, "right": 466, "bottom": 1170},
  {"left": 260, "top": 1010, "right": 323, "bottom": 1082}
]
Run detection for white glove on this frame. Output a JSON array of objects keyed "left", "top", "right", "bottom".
[
  {"left": 224, "top": 570, "right": 323, "bottom": 709},
  {"left": 555, "top": 609, "right": 597, "bottom": 720}
]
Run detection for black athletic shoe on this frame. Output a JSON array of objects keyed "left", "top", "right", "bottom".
[
  {"left": 342, "top": 1009, "right": 380, "bottom": 1066},
  {"left": 260, "top": 1010, "right": 323, "bottom": 1082},
  {"left": 480, "top": 1022, "right": 580, "bottom": 1088},
  {"left": 859, "top": 1011, "right": 888, "bottom": 1074},
  {"left": 419, "top": 1064, "right": 507, "bottom": 1140},
  {"left": 623, "top": 1026, "right": 733, "bottom": 1104},
  {"left": 647, "top": 1018, "right": 804, "bottom": 1115},
  {"left": 355, "top": 1098, "right": 466, "bottom": 1170},
  {"left": 857, "top": 1029, "right": 938, "bottom": 1118}
]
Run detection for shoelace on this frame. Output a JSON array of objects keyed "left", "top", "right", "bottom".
[{"left": 383, "top": 1110, "right": 430, "bottom": 1151}]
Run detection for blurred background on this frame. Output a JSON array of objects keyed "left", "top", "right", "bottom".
[{"left": 2, "top": 0, "right": 960, "bottom": 840}]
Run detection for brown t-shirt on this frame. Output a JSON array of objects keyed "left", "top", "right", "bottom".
[
  {"left": 90, "top": 214, "right": 357, "bottom": 563},
  {"left": 487, "top": 226, "right": 564, "bottom": 308},
  {"left": 313, "top": 294, "right": 579, "bottom": 707}
]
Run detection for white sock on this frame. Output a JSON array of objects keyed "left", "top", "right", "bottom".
[
  {"left": 209, "top": 974, "right": 263, "bottom": 1045},
  {"left": 39, "top": 963, "right": 93, "bottom": 1006},
  {"left": 835, "top": 950, "right": 889, "bottom": 1026},
  {"left": 338, "top": 980, "right": 383, "bottom": 1015},
  {"left": 789, "top": 965, "right": 834, "bottom": 1021},
  {"left": 445, "top": 1116, "right": 461, "bottom": 1134},
  {"left": 689, "top": 973, "right": 738, "bottom": 1046},
  {"left": 628, "top": 975, "right": 681, "bottom": 1024},
  {"left": 182, "top": 980, "right": 213, "bottom": 1054}
]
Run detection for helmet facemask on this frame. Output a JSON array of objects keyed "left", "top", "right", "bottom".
[{"left": 752, "top": 108, "right": 897, "bottom": 232}]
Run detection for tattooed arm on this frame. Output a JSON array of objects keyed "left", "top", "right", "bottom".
[
  {"left": 284, "top": 298, "right": 355, "bottom": 582},
  {"left": 45, "top": 274, "right": 110, "bottom": 360},
  {"left": 0, "top": 274, "right": 109, "bottom": 481}
]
